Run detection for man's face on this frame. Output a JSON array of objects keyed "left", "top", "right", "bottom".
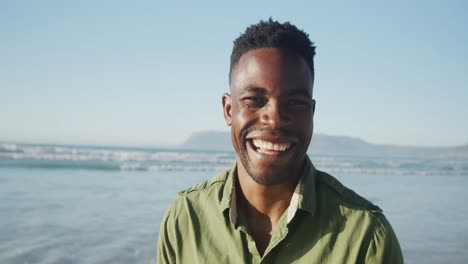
[{"left": 223, "top": 48, "right": 315, "bottom": 185}]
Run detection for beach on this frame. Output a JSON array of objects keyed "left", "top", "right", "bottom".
[{"left": 1, "top": 143, "right": 467, "bottom": 263}]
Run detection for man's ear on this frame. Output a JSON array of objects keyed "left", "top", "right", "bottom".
[
  {"left": 222, "top": 93, "right": 232, "bottom": 126},
  {"left": 311, "top": 99, "right": 316, "bottom": 117}
]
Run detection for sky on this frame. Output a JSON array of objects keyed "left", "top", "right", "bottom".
[{"left": 1, "top": 0, "right": 467, "bottom": 147}]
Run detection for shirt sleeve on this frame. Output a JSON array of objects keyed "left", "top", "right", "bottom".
[
  {"left": 156, "top": 206, "right": 177, "bottom": 264},
  {"left": 363, "top": 213, "right": 404, "bottom": 264}
]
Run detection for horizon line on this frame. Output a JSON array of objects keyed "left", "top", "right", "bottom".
[{"left": 1, "top": 131, "right": 467, "bottom": 150}]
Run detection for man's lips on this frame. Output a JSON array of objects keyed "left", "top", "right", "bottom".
[
  {"left": 243, "top": 129, "right": 298, "bottom": 156},
  {"left": 251, "top": 139, "right": 291, "bottom": 152},
  {"left": 246, "top": 138, "right": 296, "bottom": 156}
]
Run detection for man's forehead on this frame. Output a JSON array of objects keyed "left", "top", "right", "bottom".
[
  {"left": 230, "top": 48, "right": 313, "bottom": 93},
  {"left": 234, "top": 48, "right": 305, "bottom": 70}
]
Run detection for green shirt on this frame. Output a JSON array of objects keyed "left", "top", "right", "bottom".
[{"left": 157, "top": 156, "right": 403, "bottom": 263}]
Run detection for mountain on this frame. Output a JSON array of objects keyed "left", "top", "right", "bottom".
[
  {"left": 182, "top": 131, "right": 468, "bottom": 158},
  {"left": 182, "top": 131, "right": 233, "bottom": 151}
]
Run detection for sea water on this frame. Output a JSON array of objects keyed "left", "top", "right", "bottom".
[{"left": 0, "top": 143, "right": 467, "bottom": 263}]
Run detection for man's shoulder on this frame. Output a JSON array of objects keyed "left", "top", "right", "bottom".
[
  {"left": 314, "top": 170, "right": 394, "bottom": 239},
  {"left": 315, "top": 169, "right": 382, "bottom": 213},
  {"left": 177, "top": 169, "right": 230, "bottom": 196},
  {"left": 164, "top": 169, "right": 230, "bottom": 214},
  {"left": 161, "top": 169, "right": 231, "bottom": 228},
  {"left": 312, "top": 170, "right": 403, "bottom": 263}
]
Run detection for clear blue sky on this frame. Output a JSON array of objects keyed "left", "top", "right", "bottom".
[{"left": 1, "top": 0, "right": 467, "bottom": 147}]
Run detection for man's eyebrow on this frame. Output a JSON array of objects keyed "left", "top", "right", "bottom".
[
  {"left": 240, "top": 87, "right": 268, "bottom": 95},
  {"left": 239, "top": 87, "right": 311, "bottom": 98},
  {"left": 289, "top": 89, "right": 312, "bottom": 98}
]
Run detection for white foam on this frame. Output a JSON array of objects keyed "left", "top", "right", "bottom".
[{"left": 1, "top": 143, "right": 18, "bottom": 152}]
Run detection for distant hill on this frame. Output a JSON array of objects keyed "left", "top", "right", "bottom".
[
  {"left": 182, "top": 131, "right": 468, "bottom": 158},
  {"left": 182, "top": 131, "right": 233, "bottom": 151}
]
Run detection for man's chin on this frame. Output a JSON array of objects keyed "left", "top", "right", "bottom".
[
  {"left": 248, "top": 173, "right": 286, "bottom": 186},
  {"left": 245, "top": 166, "right": 292, "bottom": 186}
]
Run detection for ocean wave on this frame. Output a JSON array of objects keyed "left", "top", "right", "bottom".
[
  {"left": 0, "top": 143, "right": 467, "bottom": 176},
  {"left": 0, "top": 143, "right": 22, "bottom": 153}
]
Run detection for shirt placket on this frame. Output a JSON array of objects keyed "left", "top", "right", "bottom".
[{"left": 260, "top": 216, "right": 289, "bottom": 264}]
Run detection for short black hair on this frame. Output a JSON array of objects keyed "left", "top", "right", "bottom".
[{"left": 230, "top": 18, "right": 316, "bottom": 81}]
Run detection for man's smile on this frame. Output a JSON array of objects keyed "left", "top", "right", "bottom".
[
  {"left": 252, "top": 139, "right": 291, "bottom": 152},
  {"left": 246, "top": 137, "right": 296, "bottom": 159}
]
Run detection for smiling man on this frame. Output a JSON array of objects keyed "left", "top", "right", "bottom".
[{"left": 157, "top": 19, "right": 403, "bottom": 264}]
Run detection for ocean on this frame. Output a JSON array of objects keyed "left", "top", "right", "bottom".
[{"left": 1, "top": 143, "right": 467, "bottom": 263}]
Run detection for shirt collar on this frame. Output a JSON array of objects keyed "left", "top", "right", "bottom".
[
  {"left": 287, "top": 156, "right": 317, "bottom": 221},
  {"left": 219, "top": 155, "right": 317, "bottom": 226},
  {"left": 219, "top": 161, "right": 237, "bottom": 215}
]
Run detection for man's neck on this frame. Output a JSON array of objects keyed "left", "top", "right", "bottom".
[
  {"left": 235, "top": 161, "right": 302, "bottom": 255},
  {"left": 237, "top": 176, "right": 296, "bottom": 217},
  {"left": 236, "top": 159, "right": 302, "bottom": 215}
]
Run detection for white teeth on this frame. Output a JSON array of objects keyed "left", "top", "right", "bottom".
[
  {"left": 252, "top": 139, "right": 291, "bottom": 152},
  {"left": 266, "top": 142, "right": 273, "bottom": 150}
]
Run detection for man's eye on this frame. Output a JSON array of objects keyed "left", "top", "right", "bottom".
[
  {"left": 242, "top": 97, "right": 266, "bottom": 108},
  {"left": 288, "top": 99, "right": 309, "bottom": 106}
]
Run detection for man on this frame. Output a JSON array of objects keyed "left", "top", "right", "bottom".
[{"left": 157, "top": 19, "right": 403, "bottom": 263}]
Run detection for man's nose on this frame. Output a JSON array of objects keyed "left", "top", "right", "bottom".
[{"left": 260, "top": 102, "right": 291, "bottom": 129}]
